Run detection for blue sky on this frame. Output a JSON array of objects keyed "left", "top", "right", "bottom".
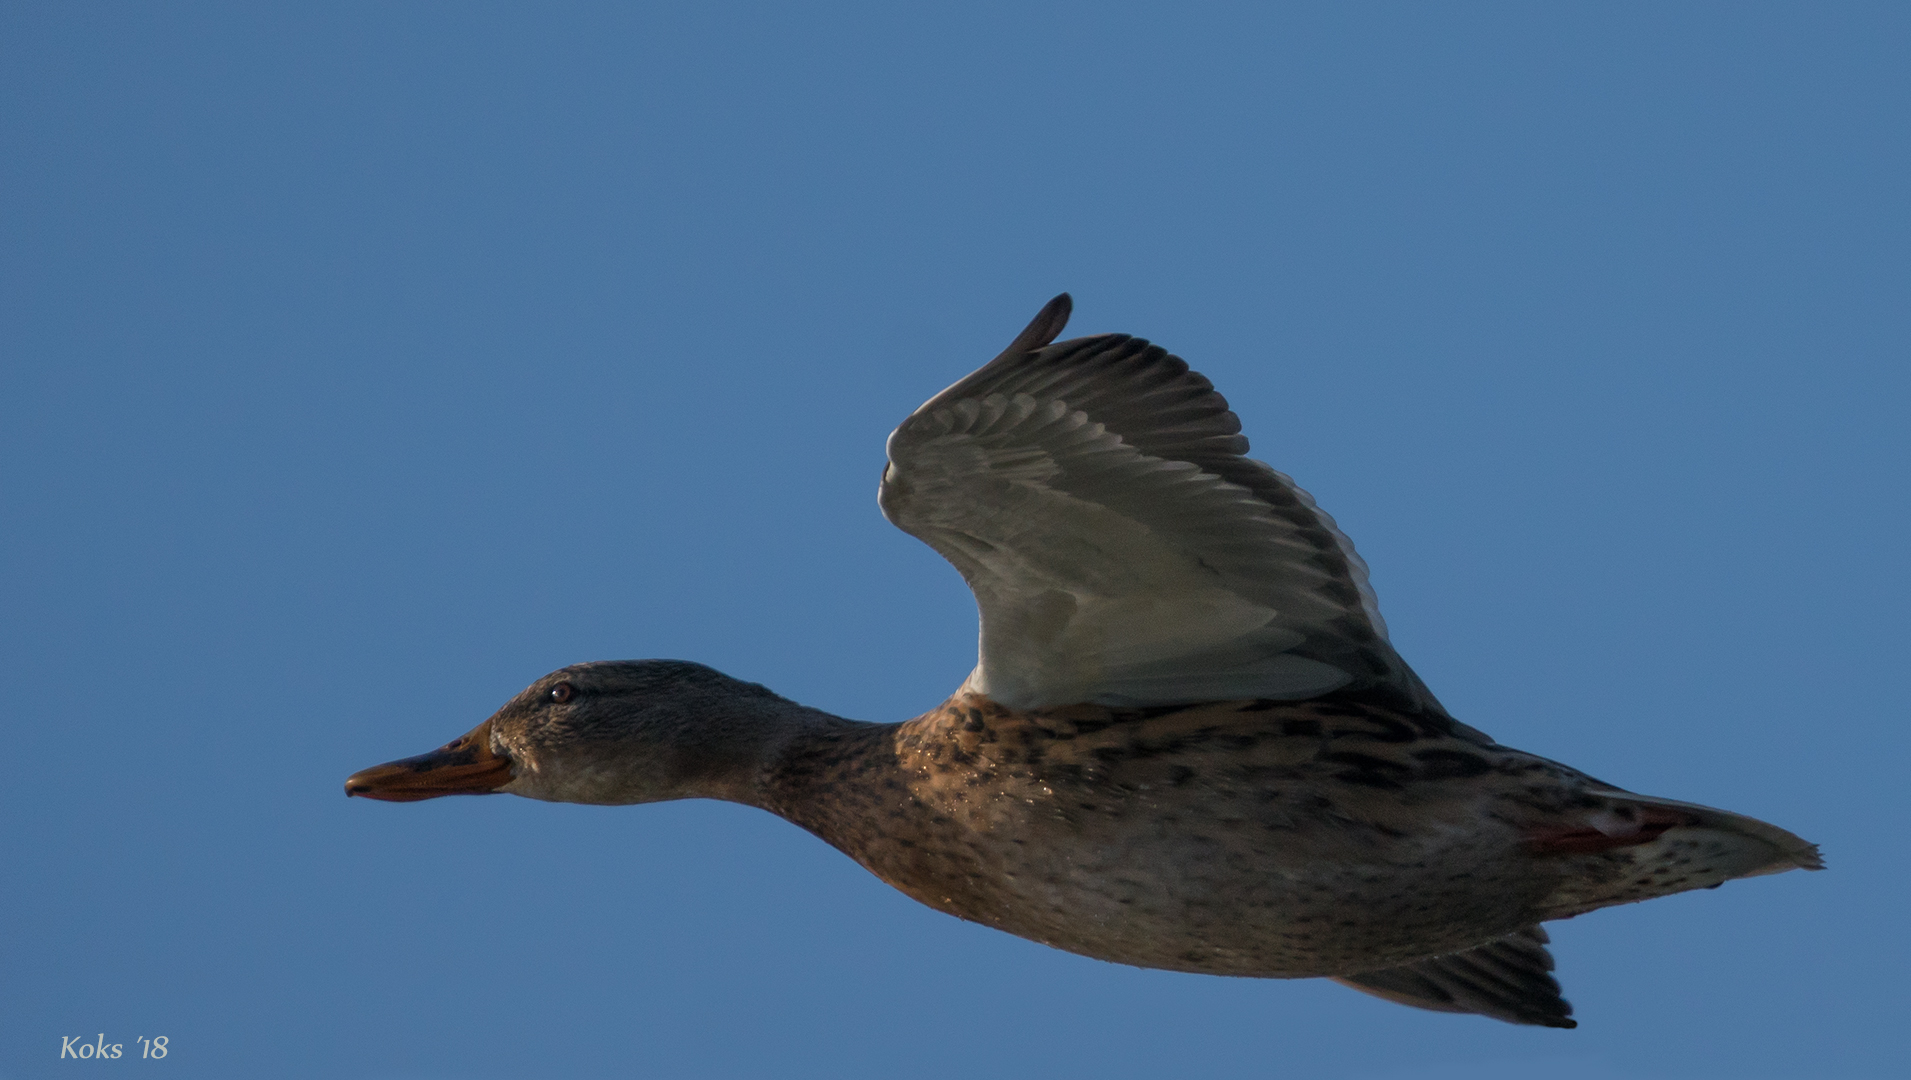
[{"left": 3, "top": 3, "right": 1905, "bottom": 1078}]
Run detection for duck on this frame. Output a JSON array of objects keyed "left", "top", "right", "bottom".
[{"left": 346, "top": 294, "right": 1820, "bottom": 1028}]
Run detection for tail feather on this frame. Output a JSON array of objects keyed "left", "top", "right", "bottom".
[{"left": 1535, "top": 792, "right": 1821, "bottom": 919}]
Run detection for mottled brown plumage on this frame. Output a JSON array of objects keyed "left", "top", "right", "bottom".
[
  {"left": 346, "top": 296, "right": 1821, "bottom": 1029},
  {"left": 764, "top": 689, "right": 1815, "bottom": 1003}
]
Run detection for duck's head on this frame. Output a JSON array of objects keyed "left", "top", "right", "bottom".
[{"left": 344, "top": 660, "right": 798, "bottom": 806}]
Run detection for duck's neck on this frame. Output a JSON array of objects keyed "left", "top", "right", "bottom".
[
  {"left": 741, "top": 710, "right": 929, "bottom": 862},
  {"left": 654, "top": 694, "right": 877, "bottom": 809}
]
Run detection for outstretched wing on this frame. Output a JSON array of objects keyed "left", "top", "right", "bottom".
[{"left": 880, "top": 294, "right": 1444, "bottom": 712}]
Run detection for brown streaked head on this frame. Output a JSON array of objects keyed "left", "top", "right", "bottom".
[{"left": 343, "top": 660, "right": 805, "bottom": 808}]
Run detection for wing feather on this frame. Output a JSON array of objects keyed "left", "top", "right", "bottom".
[
  {"left": 1335, "top": 926, "right": 1576, "bottom": 1028},
  {"left": 882, "top": 295, "right": 1443, "bottom": 712}
]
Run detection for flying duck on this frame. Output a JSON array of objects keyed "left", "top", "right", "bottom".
[{"left": 347, "top": 295, "right": 1819, "bottom": 1027}]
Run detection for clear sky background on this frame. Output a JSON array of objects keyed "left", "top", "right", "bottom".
[{"left": 3, "top": 3, "right": 1906, "bottom": 1078}]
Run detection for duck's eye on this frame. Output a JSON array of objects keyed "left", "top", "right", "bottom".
[{"left": 548, "top": 682, "right": 575, "bottom": 704}]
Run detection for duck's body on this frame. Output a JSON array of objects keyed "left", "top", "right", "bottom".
[
  {"left": 348, "top": 296, "right": 1818, "bottom": 1028},
  {"left": 772, "top": 689, "right": 1806, "bottom": 981}
]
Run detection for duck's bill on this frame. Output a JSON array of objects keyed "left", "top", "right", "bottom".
[{"left": 344, "top": 720, "right": 514, "bottom": 802}]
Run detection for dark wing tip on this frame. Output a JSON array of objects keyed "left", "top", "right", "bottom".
[
  {"left": 994, "top": 293, "right": 1073, "bottom": 361},
  {"left": 1334, "top": 927, "right": 1576, "bottom": 1028}
]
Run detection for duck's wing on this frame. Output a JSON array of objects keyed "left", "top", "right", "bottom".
[
  {"left": 1334, "top": 926, "right": 1576, "bottom": 1028},
  {"left": 880, "top": 294, "right": 1445, "bottom": 712}
]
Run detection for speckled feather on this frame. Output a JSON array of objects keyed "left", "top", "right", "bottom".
[{"left": 760, "top": 688, "right": 1813, "bottom": 993}]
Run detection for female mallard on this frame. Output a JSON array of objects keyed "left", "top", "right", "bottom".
[{"left": 347, "top": 295, "right": 1819, "bottom": 1028}]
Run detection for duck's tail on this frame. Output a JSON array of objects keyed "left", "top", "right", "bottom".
[{"left": 1531, "top": 792, "right": 1822, "bottom": 920}]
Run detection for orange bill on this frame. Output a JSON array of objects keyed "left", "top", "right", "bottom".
[{"left": 344, "top": 720, "right": 513, "bottom": 802}]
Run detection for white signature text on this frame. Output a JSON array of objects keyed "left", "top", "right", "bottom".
[{"left": 59, "top": 1034, "right": 168, "bottom": 1060}]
